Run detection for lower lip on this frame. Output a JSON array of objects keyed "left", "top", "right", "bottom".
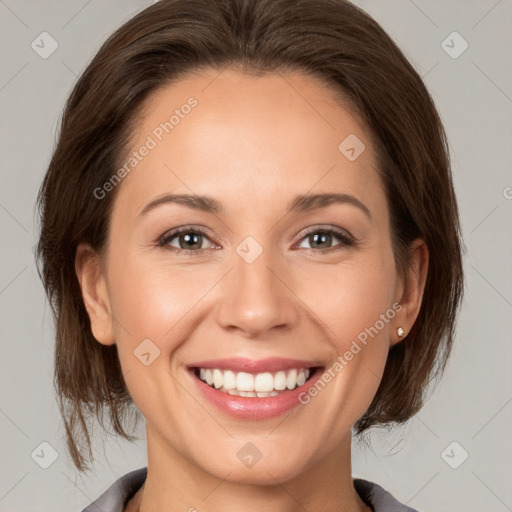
[{"left": 189, "top": 367, "right": 324, "bottom": 419}]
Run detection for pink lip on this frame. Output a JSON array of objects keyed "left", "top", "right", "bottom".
[
  {"left": 187, "top": 357, "right": 321, "bottom": 373},
  {"left": 187, "top": 366, "right": 324, "bottom": 420}
]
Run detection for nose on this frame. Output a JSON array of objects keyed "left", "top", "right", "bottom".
[{"left": 216, "top": 245, "right": 300, "bottom": 338}]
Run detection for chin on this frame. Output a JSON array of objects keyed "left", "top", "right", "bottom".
[{"left": 199, "top": 447, "right": 312, "bottom": 486}]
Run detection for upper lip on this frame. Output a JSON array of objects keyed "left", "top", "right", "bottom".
[{"left": 187, "top": 357, "right": 322, "bottom": 374}]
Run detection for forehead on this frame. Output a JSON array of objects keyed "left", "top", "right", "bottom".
[{"left": 114, "top": 67, "right": 383, "bottom": 219}]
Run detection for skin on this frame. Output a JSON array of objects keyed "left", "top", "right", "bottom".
[{"left": 76, "top": 67, "right": 428, "bottom": 512}]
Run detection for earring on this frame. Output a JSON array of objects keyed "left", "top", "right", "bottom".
[{"left": 397, "top": 327, "right": 405, "bottom": 337}]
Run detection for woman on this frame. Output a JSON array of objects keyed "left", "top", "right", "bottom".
[{"left": 35, "top": 0, "right": 464, "bottom": 511}]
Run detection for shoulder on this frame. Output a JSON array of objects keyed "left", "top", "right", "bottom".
[
  {"left": 80, "top": 467, "right": 148, "bottom": 512},
  {"left": 354, "top": 478, "right": 421, "bottom": 512}
]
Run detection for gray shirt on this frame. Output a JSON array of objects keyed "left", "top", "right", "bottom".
[{"left": 80, "top": 467, "right": 420, "bottom": 512}]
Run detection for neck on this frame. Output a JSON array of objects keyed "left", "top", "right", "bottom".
[{"left": 132, "top": 424, "right": 370, "bottom": 512}]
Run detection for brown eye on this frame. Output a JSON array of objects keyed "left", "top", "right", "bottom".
[
  {"left": 296, "top": 227, "right": 355, "bottom": 252},
  {"left": 159, "top": 227, "right": 215, "bottom": 255}
]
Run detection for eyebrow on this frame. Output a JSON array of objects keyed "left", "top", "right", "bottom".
[{"left": 138, "top": 192, "right": 372, "bottom": 220}]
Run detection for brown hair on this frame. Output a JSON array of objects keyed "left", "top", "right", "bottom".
[{"left": 35, "top": 0, "right": 465, "bottom": 472}]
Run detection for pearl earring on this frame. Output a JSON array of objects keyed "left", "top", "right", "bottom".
[{"left": 397, "top": 327, "right": 405, "bottom": 337}]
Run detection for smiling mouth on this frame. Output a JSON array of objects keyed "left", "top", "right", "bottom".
[{"left": 191, "top": 366, "right": 322, "bottom": 397}]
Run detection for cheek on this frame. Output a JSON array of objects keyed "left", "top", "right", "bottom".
[
  {"left": 301, "top": 252, "right": 396, "bottom": 405},
  {"left": 108, "top": 249, "right": 214, "bottom": 342},
  {"left": 105, "top": 255, "right": 199, "bottom": 418},
  {"left": 304, "top": 250, "right": 397, "bottom": 345}
]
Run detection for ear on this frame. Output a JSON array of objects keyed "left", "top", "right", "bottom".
[
  {"left": 391, "top": 238, "right": 429, "bottom": 346},
  {"left": 75, "top": 243, "right": 115, "bottom": 346}
]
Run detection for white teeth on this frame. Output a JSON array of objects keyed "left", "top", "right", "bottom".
[
  {"left": 196, "top": 367, "right": 313, "bottom": 395},
  {"left": 274, "top": 371, "right": 287, "bottom": 390},
  {"left": 254, "top": 372, "right": 274, "bottom": 392},
  {"left": 223, "top": 370, "right": 237, "bottom": 390},
  {"left": 286, "top": 369, "right": 297, "bottom": 389},
  {"left": 213, "top": 369, "right": 223, "bottom": 389},
  {"left": 236, "top": 372, "right": 254, "bottom": 391}
]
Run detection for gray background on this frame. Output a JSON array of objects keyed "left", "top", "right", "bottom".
[{"left": 1, "top": 1, "right": 511, "bottom": 511}]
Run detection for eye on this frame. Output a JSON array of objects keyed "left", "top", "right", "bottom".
[
  {"left": 158, "top": 225, "right": 355, "bottom": 256},
  {"left": 295, "top": 226, "right": 355, "bottom": 253},
  {"left": 158, "top": 226, "right": 216, "bottom": 256}
]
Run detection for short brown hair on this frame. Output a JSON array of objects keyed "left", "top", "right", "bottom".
[{"left": 35, "top": 0, "right": 465, "bottom": 472}]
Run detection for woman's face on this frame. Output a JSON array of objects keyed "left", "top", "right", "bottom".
[{"left": 79, "top": 67, "right": 419, "bottom": 483}]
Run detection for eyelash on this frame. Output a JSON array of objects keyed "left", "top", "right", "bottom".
[{"left": 157, "top": 225, "right": 356, "bottom": 256}]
